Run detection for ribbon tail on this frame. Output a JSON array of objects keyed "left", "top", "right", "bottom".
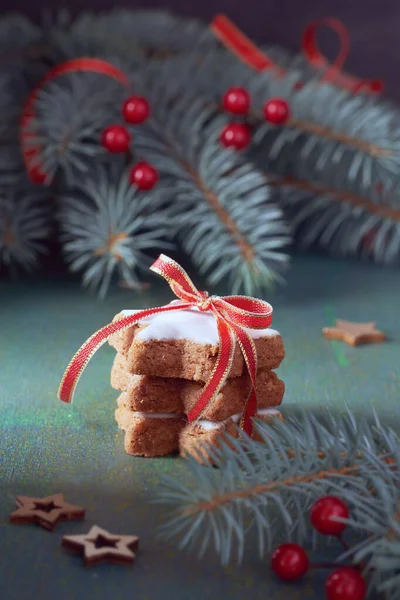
[
  {"left": 210, "top": 14, "right": 284, "bottom": 74},
  {"left": 241, "top": 386, "right": 258, "bottom": 437},
  {"left": 187, "top": 315, "right": 235, "bottom": 422},
  {"left": 58, "top": 303, "right": 189, "bottom": 404},
  {"left": 226, "top": 320, "right": 258, "bottom": 437},
  {"left": 302, "top": 18, "right": 384, "bottom": 95}
]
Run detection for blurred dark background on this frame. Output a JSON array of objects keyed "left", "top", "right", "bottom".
[{"left": 1, "top": 0, "right": 399, "bottom": 100}]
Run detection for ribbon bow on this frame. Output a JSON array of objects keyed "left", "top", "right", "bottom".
[{"left": 58, "top": 254, "right": 273, "bottom": 436}]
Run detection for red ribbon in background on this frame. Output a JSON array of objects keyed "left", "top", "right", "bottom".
[
  {"left": 20, "top": 18, "right": 383, "bottom": 184},
  {"left": 211, "top": 14, "right": 384, "bottom": 95},
  {"left": 20, "top": 58, "right": 130, "bottom": 184},
  {"left": 58, "top": 254, "right": 274, "bottom": 437}
]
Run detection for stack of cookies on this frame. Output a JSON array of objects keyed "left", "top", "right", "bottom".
[{"left": 108, "top": 303, "right": 285, "bottom": 461}]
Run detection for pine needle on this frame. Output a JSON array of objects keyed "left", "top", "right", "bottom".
[
  {"left": 59, "top": 164, "right": 172, "bottom": 297},
  {"left": 0, "top": 184, "right": 51, "bottom": 273}
]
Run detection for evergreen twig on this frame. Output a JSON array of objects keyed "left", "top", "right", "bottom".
[
  {"left": 59, "top": 164, "right": 172, "bottom": 297},
  {"left": 0, "top": 183, "right": 51, "bottom": 273},
  {"left": 128, "top": 74, "right": 291, "bottom": 294},
  {"left": 156, "top": 51, "right": 400, "bottom": 264},
  {"left": 156, "top": 407, "right": 400, "bottom": 576},
  {"left": 1, "top": 8, "right": 400, "bottom": 286}
]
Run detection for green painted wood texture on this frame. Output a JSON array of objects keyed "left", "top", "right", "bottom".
[{"left": 1, "top": 255, "right": 400, "bottom": 600}]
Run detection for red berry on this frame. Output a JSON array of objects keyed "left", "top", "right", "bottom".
[
  {"left": 129, "top": 161, "right": 158, "bottom": 190},
  {"left": 220, "top": 123, "right": 251, "bottom": 150},
  {"left": 122, "top": 96, "right": 150, "bottom": 124},
  {"left": 310, "top": 496, "right": 349, "bottom": 536},
  {"left": 222, "top": 87, "right": 251, "bottom": 115},
  {"left": 325, "top": 568, "right": 366, "bottom": 600},
  {"left": 29, "top": 164, "right": 47, "bottom": 184},
  {"left": 271, "top": 543, "right": 309, "bottom": 581},
  {"left": 102, "top": 125, "right": 131, "bottom": 153},
  {"left": 263, "top": 98, "right": 290, "bottom": 125}
]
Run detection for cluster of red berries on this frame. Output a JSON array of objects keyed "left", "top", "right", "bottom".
[
  {"left": 101, "top": 96, "right": 158, "bottom": 191},
  {"left": 219, "top": 87, "right": 290, "bottom": 151},
  {"left": 271, "top": 496, "right": 366, "bottom": 600}
]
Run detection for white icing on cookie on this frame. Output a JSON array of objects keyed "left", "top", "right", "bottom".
[
  {"left": 197, "top": 408, "right": 281, "bottom": 430},
  {"left": 134, "top": 411, "right": 185, "bottom": 420},
  {"left": 121, "top": 304, "right": 278, "bottom": 344},
  {"left": 196, "top": 419, "right": 224, "bottom": 431},
  {"left": 124, "top": 407, "right": 281, "bottom": 426},
  {"left": 124, "top": 406, "right": 280, "bottom": 427},
  {"left": 256, "top": 408, "right": 281, "bottom": 418}
]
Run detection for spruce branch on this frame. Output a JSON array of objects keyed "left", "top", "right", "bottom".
[
  {"left": 0, "top": 73, "right": 26, "bottom": 185},
  {"left": 0, "top": 13, "right": 42, "bottom": 62},
  {"left": 156, "top": 50, "right": 400, "bottom": 264},
  {"left": 156, "top": 408, "right": 399, "bottom": 566},
  {"left": 128, "top": 73, "right": 290, "bottom": 294},
  {"left": 269, "top": 176, "right": 400, "bottom": 264},
  {"left": 49, "top": 9, "right": 216, "bottom": 65},
  {"left": 336, "top": 462, "right": 400, "bottom": 599},
  {"left": 1, "top": 7, "right": 400, "bottom": 286},
  {"left": 71, "top": 9, "right": 216, "bottom": 56},
  {"left": 160, "top": 50, "right": 400, "bottom": 184},
  {"left": 58, "top": 164, "right": 172, "bottom": 298},
  {"left": 26, "top": 72, "right": 126, "bottom": 183},
  {"left": 0, "top": 14, "right": 50, "bottom": 95},
  {"left": 25, "top": 57, "right": 291, "bottom": 295},
  {"left": 252, "top": 83, "right": 399, "bottom": 177},
  {"left": 0, "top": 183, "right": 51, "bottom": 274}
]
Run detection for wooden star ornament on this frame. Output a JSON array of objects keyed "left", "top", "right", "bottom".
[
  {"left": 323, "top": 320, "right": 386, "bottom": 346},
  {"left": 62, "top": 525, "right": 140, "bottom": 567},
  {"left": 10, "top": 493, "right": 85, "bottom": 531}
]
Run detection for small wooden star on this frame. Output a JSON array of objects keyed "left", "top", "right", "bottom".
[
  {"left": 62, "top": 525, "right": 140, "bottom": 567},
  {"left": 323, "top": 320, "right": 386, "bottom": 346},
  {"left": 10, "top": 493, "right": 85, "bottom": 531}
]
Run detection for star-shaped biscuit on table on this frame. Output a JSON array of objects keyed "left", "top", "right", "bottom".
[
  {"left": 62, "top": 525, "right": 140, "bottom": 567},
  {"left": 323, "top": 320, "right": 386, "bottom": 346},
  {"left": 10, "top": 493, "right": 85, "bottom": 531}
]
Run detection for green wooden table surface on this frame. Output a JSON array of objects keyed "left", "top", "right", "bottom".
[{"left": 1, "top": 255, "right": 400, "bottom": 600}]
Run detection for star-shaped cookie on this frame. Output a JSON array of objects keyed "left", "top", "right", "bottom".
[
  {"left": 62, "top": 525, "right": 139, "bottom": 567},
  {"left": 10, "top": 493, "right": 85, "bottom": 531},
  {"left": 323, "top": 320, "right": 386, "bottom": 346}
]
